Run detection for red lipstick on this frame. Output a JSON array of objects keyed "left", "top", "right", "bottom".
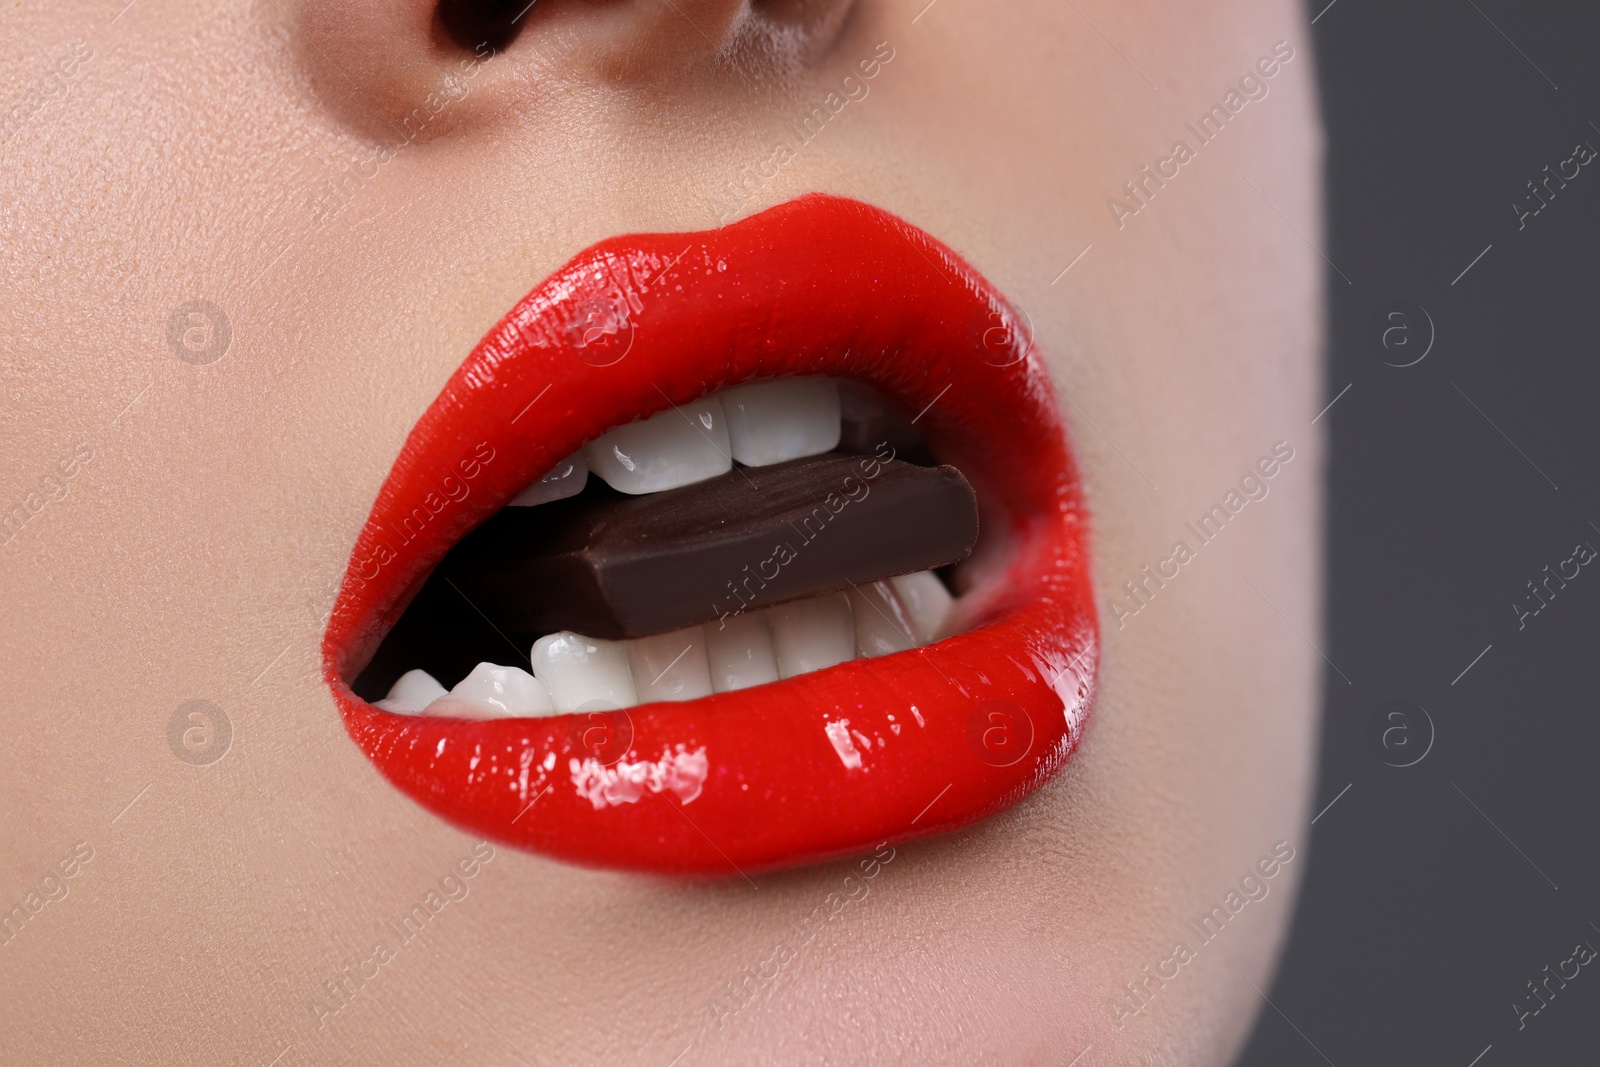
[{"left": 323, "top": 194, "right": 1098, "bottom": 876}]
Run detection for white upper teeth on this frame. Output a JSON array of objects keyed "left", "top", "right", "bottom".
[
  {"left": 721, "top": 378, "right": 842, "bottom": 467},
  {"left": 509, "top": 451, "right": 588, "bottom": 507},
  {"left": 582, "top": 379, "right": 844, "bottom": 494},
  {"left": 583, "top": 397, "right": 732, "bottom": 495},
  {"left": 379, "top": 576, "right": 947, "bottom": 718}
]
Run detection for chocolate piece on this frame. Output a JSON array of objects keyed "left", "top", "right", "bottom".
[
  {"left": 837, "top": 381, "right": 938, "bottom": 467},
  {"left": 432, "top": 453, "right": 978, "bottom": 641}
]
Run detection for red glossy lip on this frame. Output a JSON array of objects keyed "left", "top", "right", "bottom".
[{"left": 324, "top": 194, "right": 1098, "bottom": 876}]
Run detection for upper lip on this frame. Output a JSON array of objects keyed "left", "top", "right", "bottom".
[{"left": 323, "top": 193, "right": 1098, "bottom": 876}]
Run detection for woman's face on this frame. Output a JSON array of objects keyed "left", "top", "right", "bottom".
[{"left": 2, "top": 0, "right": 1322, "bottom": 1062}]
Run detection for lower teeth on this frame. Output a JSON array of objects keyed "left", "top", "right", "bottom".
[{"left": 374, "top": 573, "right": 952, "bottom": 720}]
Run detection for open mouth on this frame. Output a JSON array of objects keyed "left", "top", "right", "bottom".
[
  {"left": 353, "top": 379, "right": 975, "bottom": 712},
  {"left": 324, "top": 194, "right": 1098, "bottom": 876}
]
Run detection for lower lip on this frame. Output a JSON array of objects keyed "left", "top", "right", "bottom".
[{"left": 324, "top": 195, "right": 1098, "bottom": 876}]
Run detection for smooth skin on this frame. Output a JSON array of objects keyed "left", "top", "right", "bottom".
[{"left": 0, "top": 1, "right": 1322, "bottom": 1063}]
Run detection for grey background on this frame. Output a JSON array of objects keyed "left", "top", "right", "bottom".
[{"left": 1236, "top": 1, "right": 1600, "bottom": 1064}]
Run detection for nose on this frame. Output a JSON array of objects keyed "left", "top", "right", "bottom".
[
  {"left": 435, "top": 0, "right": 753, "bottom": 56},
  {"left": 298, "top": 0, "right": 857, "bottom": 137}
]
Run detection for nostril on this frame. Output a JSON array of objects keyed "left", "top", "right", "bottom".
[{"left": 436, "top": 0, "right": 531, "bottom": 53}]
